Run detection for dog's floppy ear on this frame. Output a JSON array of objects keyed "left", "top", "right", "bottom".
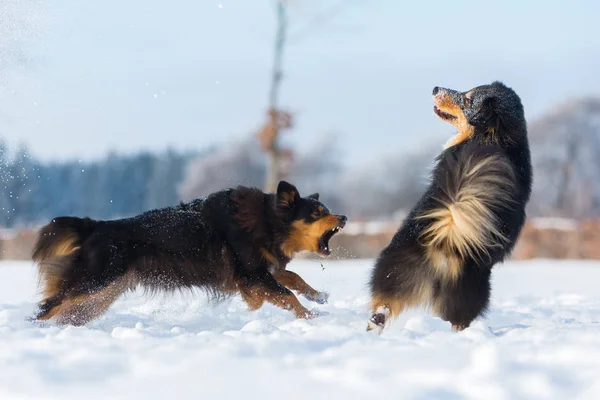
[
  {"left": 276, "top": 181, "right": 300, "bottom": 209},
  {"left": 307, "top": 193, "right": 320, "bottom": 200},
  {"left": 468, "top": 97, "right": 498, "bottom": 128}
]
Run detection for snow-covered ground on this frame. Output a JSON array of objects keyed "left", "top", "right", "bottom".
[{"left": 0, "top": 259, "right": 599, "bottom": 400}]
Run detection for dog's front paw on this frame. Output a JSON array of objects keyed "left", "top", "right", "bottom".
[
  {"left": 297, "top": 308, "right": 321, "bottom": 319},
  {"left": 305, "top": 291, "right": 329, "bottom": 304}
]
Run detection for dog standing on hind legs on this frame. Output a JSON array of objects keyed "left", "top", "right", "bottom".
[{"left": 367, "top": 81, "right": 532, "bottom": 333}]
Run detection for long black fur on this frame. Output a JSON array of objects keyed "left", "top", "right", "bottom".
[
  {"left": 32, "top": 181, "right": 346, "bottom": 325},
  {"left": 368, "top": 81, "right": 532, "bottom": 331}
]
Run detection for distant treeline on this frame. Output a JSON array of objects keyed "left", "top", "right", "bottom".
[
  {"left": 0, "top": 140, "right": 198, "bottom": 227},
  {"left": 4, "top": 94, "right": 598, "bottom": 228}
]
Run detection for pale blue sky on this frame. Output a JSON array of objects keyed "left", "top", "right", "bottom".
[{"left": 1, "top": 0, "right": 599, "bottom": 164}]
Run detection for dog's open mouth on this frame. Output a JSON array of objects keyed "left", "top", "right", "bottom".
[
  {"left": 318, "top": 224, "right": 344, "bottom": 256},
  {"left": 433, "top": 106, "right": 457, "bottom": 121}
]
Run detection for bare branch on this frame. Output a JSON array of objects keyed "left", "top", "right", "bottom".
[
  {"left": 262, "top": 0, "right": 289, "bottom": 192},
  {"left": 260, "top": 0, "right": 361, "bottom": 192},
  {"left": 288, "top": 0, "right": 359, "bottom": 43}
]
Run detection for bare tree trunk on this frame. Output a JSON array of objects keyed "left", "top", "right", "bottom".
[{"left": 265, "top": 0, "right": 287, "bottom": 193}]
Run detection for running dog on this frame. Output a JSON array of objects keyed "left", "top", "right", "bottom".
[{"left": 33, "top": 181, "right": 346, "bottom": 325}]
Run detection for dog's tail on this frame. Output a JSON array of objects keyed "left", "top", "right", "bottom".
[
  {"left": 418, "top": 146, "right": 516, "bottom": 265},
  {"left": 32, "top": 217, "right": 96, "bottom": 299}
]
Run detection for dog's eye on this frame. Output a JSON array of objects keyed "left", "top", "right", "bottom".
[{"left": 312, "top": 207, "right": 324, "bottom": 218}]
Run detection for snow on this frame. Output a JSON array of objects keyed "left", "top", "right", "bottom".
[
  {"left": 529, "top": 217, "right": 578, "bottom": 231},
  {"left": 341, "top": 220, "right": 396, "bottom": 236},
  {"left": 1, "top": 259, "right": 600, "bottom": 400}
]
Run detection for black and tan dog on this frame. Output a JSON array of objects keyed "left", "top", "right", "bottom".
[
  {"left": 32, "top": 181, "right": 346, "bottom": 326},
  {"left": 368, "top": 81, "right": 532, "bottom": 332}
]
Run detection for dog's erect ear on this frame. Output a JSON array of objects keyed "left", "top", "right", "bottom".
[
  {"left": 276, "top": 181, "right": 300, "bottom": 209},
  {"left": 307, "top": 193, "right": 320, "bottom": 200}
]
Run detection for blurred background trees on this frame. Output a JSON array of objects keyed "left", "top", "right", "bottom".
[{"left": 528, "top": 98, "right": 600, "bottom": 220}]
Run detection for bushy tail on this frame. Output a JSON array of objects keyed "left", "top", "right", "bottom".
[
  {"left": 418, "top": 146, "right": 516, "bottom": 264},
  {"left": 33, "top": 217, "right": 95, "bottom": 299}
]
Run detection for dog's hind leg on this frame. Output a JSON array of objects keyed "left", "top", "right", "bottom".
[
  {"left": 432, "top": 266, "right": 491, "bottom": 331},
  {"left": 367, "top": 295, "right": 411, "bottom": 334},
  {"left": 36, "top": 274, "right": 132, "bottom": 326},
  {"left": 368, "top": 246, "right": 434, "bottom": 333},
  {"left": 34, "top": 295, "right": 65, "bottom": 322},
  {"left": 274, "top": 270, "right": 328, "bottom": 304},
  {"left": 240, "top": 271, "right": 317, "bottom": 319}
]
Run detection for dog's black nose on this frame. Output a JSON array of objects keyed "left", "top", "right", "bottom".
[
  {"left": 432, "top": 86, "right": 440, "bottom": 95},
  {"left": 338, "top": 215, "right": 347, "bottom": 227}
]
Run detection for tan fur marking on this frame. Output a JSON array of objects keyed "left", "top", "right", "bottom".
[
  {"left": 418, "top": 155, "right": 514, "bottom": 263},
  {"left": 33, "top": 234, "right": 80, "bottom": 263},
  {"left": 451, "top": 323, "right": 469, "bottom": 332},
  {"left": 36, "top": 236, "right": 81, "bottom": 299},
  {"left": 371, "top": 295, "right": 406, "bottom": 322},
  {"left": 486, "top": 126, "right": 497, "bottom": 142},
  {"left": 274, "top": 270, "right": 320, "bottom": 299},
  {"left": 444, "top": 125, "right": 475, "bottom": 149},
  {"left": 281, "top": 215, "right": 340, "bottom": 257},
  {"left": 40, "top": 273, "right": 64, "bottom": 299},
  {"left": 54, "top": 236, "right": 81, "bottom": 257},
  {"left": 426, "top": 248, "right": 463, "bottom": 282},
  {"left": 240, "top": 285, "right": 315, "bottom": 319},
  {"left": 260, "top": 248, "right": 278, "bottom": 265},
  {"left": 38, "top": 273, "right": 133, "bottom": 326},
  {"left": 433, "top": 92, "right": 475, "bottom": 148},
  {"left": 240, "top": 286, "right": 266, "bottom": 311},
  {"left": 371, "top": 283, "right": 435, "bottom": 323}
]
